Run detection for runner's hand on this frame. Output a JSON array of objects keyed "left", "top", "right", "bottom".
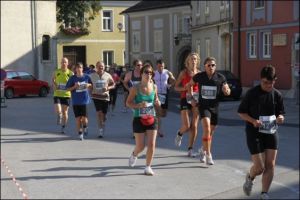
[{"left": 276, "top": 115, "right": 284, "bottom": 124}]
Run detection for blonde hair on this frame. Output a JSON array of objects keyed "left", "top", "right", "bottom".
[{"left": 184, "top": 52, "right": 200, "bottom": 70}]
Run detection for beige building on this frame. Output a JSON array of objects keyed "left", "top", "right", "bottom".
[
  {"left": 56, "top": 1, "right": 138, "bottom": 69},
  {"left": 121, "top": 1, "right": 192, "bottom": 76},
  {"left": 1, "top": 1, "right": 57, "bottom": 83}
]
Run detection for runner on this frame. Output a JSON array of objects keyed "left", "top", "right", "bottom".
[
  {"left": 126, "top": 63, "right": 161, "bottom": 175},
  {"left": 174, "top": 52, "right": 201, "bottom": 157},
  {"left": 89, "top": 61, "right": 115, "bottom": 138},
  {"left": 153, "top": 59, "right": 176, "bottom": 137},
  {"left": 52, "top": 57, "right": 74, "bottom": 133},
  {"left": 66, "top": 62, "right": 92, "bottom": 140},
  {"left": 108, "top": 66, "right": 120, "bottom": 116},
  {"left": 188, "top": 56, "right": 231, "bottom": 165},
  {"left": 123, "top": 59, "right": 143, "bottom": 138},
  {"left": 238, "top": 65, "right": 285, "bottom": 199},
  {"left": 120, "top": 65, "right": 129, "bottom": 113}
]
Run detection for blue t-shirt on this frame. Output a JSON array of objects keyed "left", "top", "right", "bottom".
[{"left": 66, "top": 74, "right": 92, "bottom": 105}]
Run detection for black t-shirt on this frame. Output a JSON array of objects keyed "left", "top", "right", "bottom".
[
  {"left": 193, "top": 71, "right": 227, "bottom": 108},
  {"left": 238, "top": 85, "right": 285, "bottom": 130}
]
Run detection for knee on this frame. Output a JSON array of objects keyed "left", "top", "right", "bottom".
[
  {"left": 254, "top": 165, "right": 265, "bottom": 175},
  {"left": 264, "top": 161, "right": 275, "bottom": 172},
  {"left": 136, "top": 145, "right": 145, "bottom": 153}
]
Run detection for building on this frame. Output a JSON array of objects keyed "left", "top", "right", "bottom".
[
  {"left": 121, "top": 0, "right": 191, "bottom": 76},
  {"left": 191, "top": 0, "right": 233, "bottom": 71},
  {"left": 56, "top": 1, "right": 138, "bottom": 69},
  {"left": 1, "top": 1, "right": 57, "bottom": 83},
  {"left": 232, "top": 0, "right": 299, "bottom": 97}
]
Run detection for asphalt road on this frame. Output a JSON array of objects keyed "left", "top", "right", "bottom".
[{"left": 1, "top": 91, "right": 299, "bottom": 199}]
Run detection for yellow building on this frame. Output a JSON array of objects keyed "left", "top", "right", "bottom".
[{"left": 56, "top": 1, "right": 138, "bottom": 69}]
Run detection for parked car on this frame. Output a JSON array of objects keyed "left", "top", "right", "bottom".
[
  {"left": 4, "top": 70, "right": 50, "bottom": 99},
  {"left": 217, "top": 70, "right": 242, "bottom": 100}
]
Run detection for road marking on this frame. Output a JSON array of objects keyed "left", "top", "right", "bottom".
[{"left": 1, "top": 156, "right": 29, "bottom": 200}]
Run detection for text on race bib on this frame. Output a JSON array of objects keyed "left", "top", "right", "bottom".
[
  {"left": 201, "top": 85, "right": 217, "bottom": 99},
  {"left": 139, "top": 102, "right": 155, "bottom": 117},
  {"left": 259, "top": 115, "right": 278, "bottom": 134}
]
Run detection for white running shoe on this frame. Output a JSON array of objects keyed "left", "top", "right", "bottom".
[
  {"left": 187, "top": 149, "right": 197, "bottom": 157},
  {"left": 260, "top": 192, "right": 269, "bottom": 199},
  {"left": 174, "top": 131, "right": 182, "bottom": 147},
  {"left": 206, "top": 154, "right": 214, "bottom": 165},
  {"left": 79, "top": 134, "right": 84, "bottom": 141},
  {"left": 144, "top": 166, "right": 154, "bottom": 176},
  {"left": 98, "top": 128, "right": 104, "bottom": 138},
  {"left": 128, "top": 153, "right": 137, "bottom": 167},
  {"left": 243, "top": 173, "right": 254, "bottom": 196},
  {"left": 199, "top": 148, "right": 206, "bottom": 163}
]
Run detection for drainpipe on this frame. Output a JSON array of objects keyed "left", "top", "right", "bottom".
[
  {"left": 126, "top": 13, "right": 131, "bottom": 66},
  {"left": 237, "top": 0, "right": 241, "bottom": 80},
  {"left": 31, "top": 1, "right": 39, "bottom": 78}
]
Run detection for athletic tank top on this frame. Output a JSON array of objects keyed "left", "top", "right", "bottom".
[
  {"left": 54, "top": 68, "right": 73, "bottom": 97},
  {"left": 180, "top": 70, "right": 199, "bottom": 99},
  {"left": 129, "top": 70, "right": 141, "bottom": 87},
  {"left": 154, "top": 69, "right": 169, "bottom": 94},
  {"left": 133, "top": 84, "right": 156, "bottom": 117}
]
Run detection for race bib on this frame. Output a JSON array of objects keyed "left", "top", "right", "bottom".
[
  {"left": 186, "top": 92, "right": 199, "bottom": 104},
  {"left": 96, "top": 80, "right": 106, "bottom": 91},
  {"left": 259, "top": 115, "right": 278, "bottom": 134},
  {"left": 158, "top": 94, "right": 166, "bottom": 104},
  {"left": 76, "top": 82, "right": 88, "bottom": 92},
  {"left": 201, "top": 85, "right": 217, "bottom": 99},
  {"left": 138, "top": 102, "right": 155, "bottom": 117},
  {"left": 57, "top": 83, "right": 66, "bottom": 91},
  {"left": 132, "top": 81, "right": 140, "bottom": 87}
]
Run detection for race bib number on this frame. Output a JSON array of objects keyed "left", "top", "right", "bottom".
[
  {"left": 132, "top": 81, "right": 140, "bottom": 87},
  {"left": 201, "top": 85, "right": 217, "bottom": 99},
  {"left": 138, "top": 102, "right": 155, "bottom": 117},
  {"left": 259, "top": 115, "right": 278, "bottom": 134},
  {"left": 186, "top": 92, "right": 199, "bottom": 104},
  {"left": 158, "top": 94, "right": 166, "bottom": 104},
  {"left": 76, "top": 82, "right": 88, "bottom": 92},
  {"left": 57, "top": 83, "right": 66, "bottom": 91},
  {"left": 96, "top": 80, "right": 106, "bottom": 91}
]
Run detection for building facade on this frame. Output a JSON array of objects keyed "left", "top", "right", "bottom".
[
  {"left": 122, "top": 0, "right": 191, "bottom": 76},
  {"left": 1, "top": 1, "right": 57, "bottom": 83},
  {"left": 191, "top": 0, "right": 233, "bottom": 71},
  {"left": 56, "top": 1, "right": 138, "bottom": 69},
  {"left": 233, "top": 0, "right": 299, "bottom": 97}
]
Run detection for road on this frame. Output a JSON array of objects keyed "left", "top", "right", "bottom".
[{"left": 1, "top": 91, "right": 299, "bottom": 199}]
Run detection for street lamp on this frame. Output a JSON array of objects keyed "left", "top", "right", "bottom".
[{"left": 117, "top": 22, "right": 123, "bottom": 32}]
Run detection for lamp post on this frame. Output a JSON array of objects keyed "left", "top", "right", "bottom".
[{"left": 117, "top": 22, "right": 123, "bottom": 32}]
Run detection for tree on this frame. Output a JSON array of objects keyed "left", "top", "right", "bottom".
[{"left": 56, "top": 0, "right": 102, "bottom": 35}]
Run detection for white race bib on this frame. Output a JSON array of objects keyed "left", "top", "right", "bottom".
[
  {"left": 132, "top": 81, "right": 140, "bottom": 86},
  {"left": 76, "top": 82, "right": 88, "bottom": 92},
  {"left": 201, "top": 85, "right": 217, "bottom": 99},
  {"left": 138, "top": 102, "right": 155, "bottom": 117},
  {"left": 57, "top": 83, "right": 66, "bottom": 91},
  {"left": 259, "top": 115, "right": 278, "bottom": 134},
  {"left": 158, "top": 94, "right": 166, "bottom": 104},
  {"left": 95, "top": 80, "right": 106, "bottom": 91}
]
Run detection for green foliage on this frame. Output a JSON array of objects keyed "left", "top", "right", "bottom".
[{"left": 56, "top": 0, "right": 101, "bottom": 34}]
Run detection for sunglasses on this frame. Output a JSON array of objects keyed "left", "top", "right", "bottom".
[
  {"left": 207, "top": 64, "right": 216, "bottom": 67},
  {"left": 143, "top": 70, "right": 153, "bottom": 75},
  {"left": 137, "top": 64, "right": 143, "bottom": 67}
]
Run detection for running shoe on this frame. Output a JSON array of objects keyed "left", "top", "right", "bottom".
[
  {"left": 79, "top": 133, "right": 84, "bottom": 141},
  {"left": 243, "top": 173, "right": 254, "bottom": 196},
  {"left": 260, "top": 192, "right": 269, "bottom": 199},
  {"left": 199, "top": 148, "right": 206, "bottom": 163},
  {"left": 144, "top": 166, "right": 154, "bottom": 176},
  {"left": 187, "top": 149, "right": 197, "bottom": 157},
  {"left": 128, "top": 153, "right": 137, "bottom": 167},
  {"left": 174, "top": 131, "right": 182, "bottom": 147},
  {"left": 83, "top": 127, "right": 88, "bottom": 137},
  {"left": 57, "top": 114, "right": 62, "bottom": 125},
  {"left": 98, "top": 128, "right": 104, "bottom": 138},
  {"left": 206, "top": 154, "right": 214, "bottom": 165},
  {"left": 61, "top": 125, "right": 65, "bottom": 134}
]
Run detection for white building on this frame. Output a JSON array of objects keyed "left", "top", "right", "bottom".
[{"left": 1, "top": 1, "right": 57, "bottom": 83}]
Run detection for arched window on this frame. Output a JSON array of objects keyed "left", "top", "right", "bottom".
[{"left": 42, "top": 35, "right": 50, "bottom": 61}]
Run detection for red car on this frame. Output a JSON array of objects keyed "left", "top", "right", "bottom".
[{"left": 3, "top": 70, "right": 50, "bottom": 99}]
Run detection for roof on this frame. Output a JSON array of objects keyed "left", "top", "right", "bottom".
[{"left": 121, "top": 0, "right": 191, "bottom": 14}]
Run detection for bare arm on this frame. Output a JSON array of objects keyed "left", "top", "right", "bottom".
[
  {"left": 238, "top": 113, "right": 262, "bottom": 128},
  {"left": 126, "top": 87, "right": 147, "bottom": 109},
  {"left": 167, "top": 70, "right": 176, "bottom": 86},
  {"left": 123, "top": 72, "right": 131, "bottom": 91},
  {"left": 174, "top": 71, "right": 188, "bottom": 92}
]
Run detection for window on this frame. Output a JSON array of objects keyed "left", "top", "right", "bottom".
[
  {"left": 205, "top": 39, "right": 210, "bottom": 57},
  {"left": 42, "top": 35, "right": 50, "bottom": 61},
  {"left": 18, "top": 72, "right": 33, "bottom": 80},
  {"left": 103, "top": 51, "right": 114, "bottom": 67},
  {"left": 254, "top": 0, "right": 264, "bottom": 9},
  {"left": 154, "top": 30, "right": 163, "bottom": 52},
  {"left": 196, "top": 40, "right": 201, "bottom": 56},
  {"left": 248, "top": 33, "right": 257, "bottom": 58},
  {"left": 183, "top": 16, "right": 191, "bottom": 34},
  {"left": 102, "top": 10, "right": 112, "bottom": 31},
  {"left": 262, "top": 32, "right": 271, "bottom": 58},
  {"left": 132, "top": 31, "right": 140, "bottom": 52},
  {"left": 196, "top": 1, "right": 200, "bottom": 16}
]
